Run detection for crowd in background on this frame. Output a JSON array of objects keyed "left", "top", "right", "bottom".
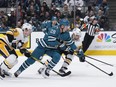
[{"left": 0, "top": 0, "right": 110, "bottom": 31}]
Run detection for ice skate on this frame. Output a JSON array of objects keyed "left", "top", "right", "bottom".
[
  {"left": 38, "top": 65, "right": 46, "bottom": 74},
  {"left": 0, "top": 68, "right": 5, "bottom": 78},
  {"left": 14, "top": 70, "right": 22, "bottom": 77},
  {"left": 3, "top": 70, "right": 12, "bottom": 77},
  {"left": 59, "top": 67, "right": 67, "bottom": 74},
  {"left": 41, "top": 67, "right": 50, "bottom": 78}
]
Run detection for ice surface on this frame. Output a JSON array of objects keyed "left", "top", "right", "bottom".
[{"left": 0, "top": 55, "right": 116, "bottom": 87}]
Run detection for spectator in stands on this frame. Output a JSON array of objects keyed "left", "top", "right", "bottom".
[
  {"left": 96, "top": 0, "right": 103, "bottom": 6},
  {"left": 68, "top": 0, "right": 84, "bottom": 10},
  {"left": 0, "top": 22, "right": 9, "bottom": 31},
  {"left": 8, "top": 0, "right": 15, "bottom": 7},
  {"left": 16, "top": 18, "right": 24, "bottom": 28},
  {"left": 45, "top": 11, "right": 51, "bottom": 21},
  {"left": 42, "top": 1, "right": 50, "bottom": 12},
  {"left": 0, "top": 11, "right": 7, "bottom": 25},
  {"left": 57, "top": 0, "right": 65, "bottom": 7},
  {"left": 75, "top": 15, "right": 84, "bottom": 28},
  {"left": 1, "top": 16, "right": 8, "bottom": 26},
  {"left": 62, "top": 4, "right": 71, "bottom": 18},
  {"left": 96, "top": 9, "right": 104, "bottom": 20},
  {"left": 8, "top": 8, "right": 16, "bottom": 27},
  {"left": 100, "top": 0, "right": 109, "bottom": 16},
  {"left": 49, "top": 5, "right": 59, "bottom": 17},
  {"left": 52, "top": 0, "right": 56, "bottom": 4},
  {"left": 34, "top": 3, "right": 40, "bottom": 15},
  {"left": 110, "top": 23, "right": 116, "bottom": 31},
  {"left": 0, "top": 11, "right": 5, "bottom": 18},
  {"left": 26, "top": 0, "right": 40, "bottom": 16},
  {"left": 39, "top": 6, "right": 46, "bottom": 22},
  {"left": 98, "top": 15, "right": 109, "bottom": 30},
  {"left": 85, "top": 5, "right": 94, "bottom": 16},
  {"left": 26, "top": 4, "right": 35, "bottom": 17},
  {"left": 16, "top": 5, "right": 24, "bottom": 21},
  {"left": 0, "top": 0, "right": 110, "bottom": 31},
  {"left": 17, "top": 21, "right": 22, "bottom": 28},
  {"left": 70, "top": 15, "right": 84, "bottom": 29},
  {"left": 71, "top": 6, "right": 83, "bottom": 18},
  {"left": 92, "top": 4, "right": 99, "bottom": 15},
  {"left": 35, "top": 0, "right": 41, "bottom": 7},
  {"left": 0, "top": 0, "right": 8, "bottom": 7},
  {"left": 87, "top": 0, "right": 97, "bottom": 5},
  {"left": 56, "top": 11, "right": 62, "bottom": 21}
]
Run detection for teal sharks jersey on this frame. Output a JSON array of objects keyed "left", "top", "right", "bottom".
[
  {"left": 41, "top": 21, "right": 59, "bottom": 34},
  {"left": 39, "top": 26, "right": 60, "bottom": 49}
]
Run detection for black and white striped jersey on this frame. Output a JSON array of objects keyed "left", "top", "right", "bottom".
[{"left": 81, "top": 23, "right": 100, "bottom": 36}]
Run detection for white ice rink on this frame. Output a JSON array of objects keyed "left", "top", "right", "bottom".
[{"left": 0, "top": 55, "right": 116, "bottom": 87}]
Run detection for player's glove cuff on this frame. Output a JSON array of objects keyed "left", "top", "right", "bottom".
[
  {"left": 77, "top": 49, "right": 85, "bottom": 62},
  {"left": 20, "top": 48, "right": 31, "bottom": 57}
]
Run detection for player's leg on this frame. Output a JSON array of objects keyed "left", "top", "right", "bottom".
[
  {"left": 41, "top": 51, "right": 61, "bottom": 78},
  {"left": 82, "top": 33, "right": 89, "bottom": 53},
  {"left": 0, "top": 67, "right": 5, "bottom": 78},
  {"left": 14, "top": 45, "right": 46, "bottom": 77},
  {"left": 86, "top": 36, "right": 94, "bottom": 50},
  {"left": 38, "top": 59, "right": 50, "bottom": 74},
  {"left": 1, "top": 54, "right": 18, "bottom": 76},
  {"left": 59, "top": 54, "right": 73, "bottom": 74},
  {"left": 0, "top": 40, "right": 17, "bottom": 77}
]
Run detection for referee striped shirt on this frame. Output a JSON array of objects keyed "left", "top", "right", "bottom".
[{"left": 86, "top": 23, "right": 100, "bottom": 36}]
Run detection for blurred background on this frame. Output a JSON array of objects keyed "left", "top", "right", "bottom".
[{"left": 0, "top": 0, "right": 115, "bottom": 32}]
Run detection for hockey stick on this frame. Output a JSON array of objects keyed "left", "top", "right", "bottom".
[
  {"left": 85, "top": 55, "right": 114, "bottom": 67},
  {"left": 31, "top": 56, "right": 71, "bottom": 77},
  {"left": 85, "top": 60, "right": 113, "bottom": 76},
  {"left": 0, "top": 76, "right": 3, "bottom": 80}
]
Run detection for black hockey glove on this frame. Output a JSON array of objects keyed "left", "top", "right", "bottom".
[
  {"left": 11, "top": 42, "right": 17, "bottom": 49},
  {"left": 24, "top": 50, "right": 31, "bottom": 57},
  {"left": 77, "top": 49, "right": 85, "bottom": 62},
  {"left": 20, "top": 48, "right": 31, "bottom": 57}
]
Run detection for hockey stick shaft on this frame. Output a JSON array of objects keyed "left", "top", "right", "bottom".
[
  {"left": 85, "top": 60, "right": 113, "bottom": 76},
  {"left": 0, "top": 76, "right": 3, "bottom": 80},
  {"left": 85, "top": 55, "right": 114, "bottom": 67}
]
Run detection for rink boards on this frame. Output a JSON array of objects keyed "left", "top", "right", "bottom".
[
  {"left": 30, "top": 31, "right": 116, "bottom": 55},
  {"left": 1, "top": 31, "right": 116, "bottom": 55}
]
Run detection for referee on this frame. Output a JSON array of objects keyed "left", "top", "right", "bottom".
[{"left": 82, "top": 18, "right": 100, "bottom": 53}]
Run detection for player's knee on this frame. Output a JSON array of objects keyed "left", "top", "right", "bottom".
[
  {"left": 67, "top": 54, "right": 73, "bottom": 60},
  {"left": 26, "top": 57, "right": 36, "bottom": 65},
  {"left": 1, "top": 54, "right": 18, "bottom": 71},
  {"left": 5, "top": 54, "right": 18, "bottom": 67},
  {"left": 52, "top": 53, "right": 61, "bottom": 63}
]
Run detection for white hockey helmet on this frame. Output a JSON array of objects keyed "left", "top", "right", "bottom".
[
  {"left": 22, "top": 23, "right": 32, "bottom": 31},
  {"left": 22, "top": 23, "right": 33, "bottom": 37},
  {"left": 72, "top": 28, "right": 81, "bottom": 37},
  {"left": 71, "top": 28, "right": 81, "bottom": 41}
]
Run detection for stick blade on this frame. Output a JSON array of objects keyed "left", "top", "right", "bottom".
[
  {"left": 109, "top": 72, "right": 113, "bottom": 76},
  {"left": 60, "top": 71, "right": 71, "bottom": 77},
  {"left": 0, "top": 76, "right": 3, "bottom": 80}
]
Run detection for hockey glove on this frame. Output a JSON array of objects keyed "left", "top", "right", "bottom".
[
  {"left": 77, "top": 49, "right": 85, "bottom": 62},
  {"left": 20, "top": 48, "right": 31, "bottom": 57},
  {"left": 11, "top": 42, "right": 17, "bottom": 49}
]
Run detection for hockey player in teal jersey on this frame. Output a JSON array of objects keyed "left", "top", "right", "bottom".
[
  {"left": 14, "top": 19, "right": 85, "bottom": 78},
  {"left": 41, "top": 16, "right": 59, "bottom": 34},
  {"left": 38, "top": 28, "right": 85, "bottom": 75}
]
